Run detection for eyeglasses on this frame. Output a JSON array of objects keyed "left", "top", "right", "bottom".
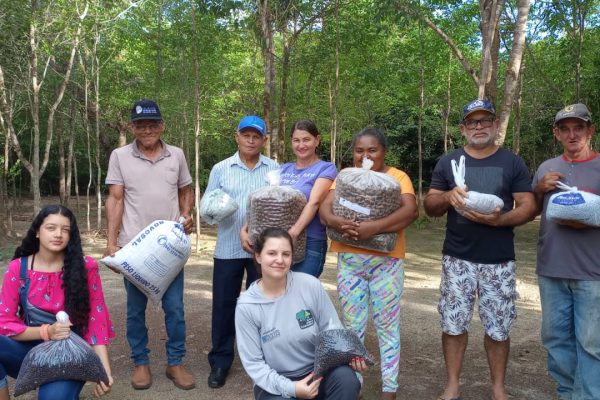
[
  {"left": 463, "top": 117, "right": 495, "bottom": 129},
  {"left": 133, "top": 122, "right": 162, "bottom": 131}
]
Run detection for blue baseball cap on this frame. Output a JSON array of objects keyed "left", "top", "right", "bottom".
[
  {"left": 462, "top": 99, "right": 496, "bottom": 120},
  {"left": 237, "top": 115, "right": 266, "bottom": 136},
  {"left": 131, "top": 99, "right": 162, "bottom": 121}
]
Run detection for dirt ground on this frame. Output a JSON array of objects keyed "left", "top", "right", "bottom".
[{"left": 0, "top": 202, "right": 556, "bottom": 400}]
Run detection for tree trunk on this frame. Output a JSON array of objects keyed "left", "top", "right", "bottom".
[
  {"left": 191, "top": 3, "right": 202, "bottom": 251},
  {"left": 330, "top": 0, "right": 340, "bottom": 167},
  {"left": 73, "top": 144, "right": 80, "bottom": 215},
  {"left": 444, "top": 51, "right": 452, "bottom": 153},
  {"left": 478, "top": 0, "right": 503, "bottom": 100},
  {"left": 58, "top": 119, "right": 66, "bottom": 204},
  {"left": 7, "top": 1, "right": 85, "bottom": 215},
  {"left": 94, "top": 23, "right": 102, "bottom": 230},
  {"left": 496, "top": 0, "right": 529, "bottom": 145},
  {"left": 512, "top": 69, "right": 524, "bottom": 154},
  {"left": 66, "top": 96, "right": 76, "bottom": 206},
  {"left": 277, "top": 30, "right": 291, "bottom": 162},
  {"left": 258, "top": 0, "right": 275, "bottom": 158},
  {"left": 417, "top": 17, "right": 425, "bottom": 205}
]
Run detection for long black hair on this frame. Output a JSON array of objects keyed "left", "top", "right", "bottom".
[{"left": 13, "top": 205, "right": 90, "bottom": 333}]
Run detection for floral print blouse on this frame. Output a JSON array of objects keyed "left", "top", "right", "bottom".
[{"left": 0, "top": 256, "right": 115, "bottom": 345}]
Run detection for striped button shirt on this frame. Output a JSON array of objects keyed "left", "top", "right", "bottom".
[{"left": 206, "top": 151, "right": 279, "bottom": 259}]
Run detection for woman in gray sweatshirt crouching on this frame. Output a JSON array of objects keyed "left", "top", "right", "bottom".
[{"left": 235, "top": 227, "right": 367, "bottom": 399}]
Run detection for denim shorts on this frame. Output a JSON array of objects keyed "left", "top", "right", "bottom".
[{"left": 438, "top": 255, "right": 517, "bottom": 341}]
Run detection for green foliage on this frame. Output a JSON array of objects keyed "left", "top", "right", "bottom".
[{"left": 1, "top": 0, "right": 600, "bottom": 198}]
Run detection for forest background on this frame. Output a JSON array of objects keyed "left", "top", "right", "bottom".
[{"left": 1, "top": 0, "right": 599, "bottom": 231}]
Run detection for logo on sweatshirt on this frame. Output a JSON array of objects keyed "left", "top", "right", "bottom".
[
  {"left": 261, "top": 328, "right": 280, "bottom": 344},
  {"left": 296, "top": 309, "right": 314, "bottom": 329}
]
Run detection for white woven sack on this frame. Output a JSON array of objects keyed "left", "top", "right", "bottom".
[
  {"left": 100, "top": 219, "right": 191, "bottom": 304},
  {"left": 546, "top": 181, "right": 600, "bottom": 227},
  {"left": 451, "top": 155, "right": 504, "bottom": 214},
  {"left": 199, "top": 189, "right": 239, "bottom": 225}
]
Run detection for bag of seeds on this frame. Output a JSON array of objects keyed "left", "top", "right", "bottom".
[
  {"left": 313, "top": 327, "right": 375, "bottom": 377},
  {"left": 14, "top": 312, "right": 109, "bottom": 397},
  {"left": 327, "top": 158, "right": 401, "bottom": 252},
  {"left": 451, "top": 155, "right": 504, "bottom": 214},
  {"left": 100, "top": 219, "right": 191, "bottom": 304},
  {"left": 247, "top": 170, "right": 307, "bottom": 263},
  {"left": 199, "top": 188, "right": 239, "bottom": 225},
  {"left": 546, "top": 181, "right": 600, "bottom": 226}
]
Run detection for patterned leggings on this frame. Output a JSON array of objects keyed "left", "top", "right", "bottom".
[{"left": 337, "top": 252, "right": 404, "bottom": 393}]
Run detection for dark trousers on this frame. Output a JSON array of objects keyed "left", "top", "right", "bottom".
[
  {"left": 208, "top": 257, "right": 259, "bottom": 369},
  {"left": 253, "top": 366, "right": 361, "bottom": 400}
]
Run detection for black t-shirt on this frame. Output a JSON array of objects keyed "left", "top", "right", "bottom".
[{"left": 430, "top": 147, "right": 532, "bottom": 263}]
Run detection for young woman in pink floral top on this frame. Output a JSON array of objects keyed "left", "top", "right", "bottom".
[{"left": 0, "top": 205, "right": 115, "bottom": 400}]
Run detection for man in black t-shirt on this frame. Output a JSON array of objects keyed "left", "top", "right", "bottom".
[{"left": 424, "top": 99, "right": 536, "bottom": 400}]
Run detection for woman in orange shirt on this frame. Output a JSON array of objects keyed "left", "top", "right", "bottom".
[{"left": 319, "top": 127, "right": 418, "bottom": 400}]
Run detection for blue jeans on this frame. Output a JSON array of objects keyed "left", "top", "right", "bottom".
[
  {"left": 209, "top": 258, "right": 259, "bottom": 370},
  {"left": 0, "top": 335, "right": 85, "bottom": 399},
  {"left": 124, "top": 269, "right": 186, "bottom": 366},
  {"left": 539, "top": 276, "right": 600, "bottom": 400},
  {"left": 291, "top": 238, "right": 328, "bottom": 278}
]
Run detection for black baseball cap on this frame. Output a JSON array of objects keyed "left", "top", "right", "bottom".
[
  {"left": 131, "top": 99, "right": 162, "bottom": 122},
  {"left": 554, "top": 103, "right": 592, "bottom": 125}
]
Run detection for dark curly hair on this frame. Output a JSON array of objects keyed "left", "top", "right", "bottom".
[{"left": 13, "top": 205, "right": 90, "bottom": 333}]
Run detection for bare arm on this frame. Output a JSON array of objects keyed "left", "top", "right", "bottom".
[
  {"left": 288, "top": 178, "right": 333, "bottom": 241},
  {"left": 423, "top": 187, "right": 468, "bottom": 217},
  {"left": 12, "top": 322, "right": 71, "bottom": 342},
  {"left": 93, "top": 345, "right": 113, "bottom": 397},
  {"left": 178, "top": 184, "right": 195, "bottom": 234},
  {"left": 104, "top": 184, "right": 124, "bottom": 257}
]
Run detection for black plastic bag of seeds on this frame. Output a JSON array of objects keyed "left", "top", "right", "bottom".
[
  {"left": 313, "top": 328, "right": 375, "bottom": 377},
  {"left": 14, "top": 311, "right": 109, "bottom": 396}
]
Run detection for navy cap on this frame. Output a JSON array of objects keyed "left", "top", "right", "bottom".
[
  {"left": 237, "top": 115, "right": 266, "bottom": 136},
  {"left": 554, "top": 103, "right": 592, "bottom": 125},
  {"left": 131, "top": 99, "right": 162, "bottom": 121},
  {"left": 462, "top": 99, "right": 496, "bottom": 120}
]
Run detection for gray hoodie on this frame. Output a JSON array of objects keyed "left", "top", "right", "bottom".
[{"left": 235, "top": 271, "right": 342, "bottom": 398}]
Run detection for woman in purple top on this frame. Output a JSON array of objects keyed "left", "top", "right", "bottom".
[{"left": 279, "top": 120, "right": 337, "bottom": 277}]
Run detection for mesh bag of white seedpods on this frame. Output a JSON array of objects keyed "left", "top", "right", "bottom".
[
  {"left": 327, "top": 157, "right": 400, "bottom": 252},
  {"left": 313, "top": 320, "right": 375, "bottom": 377},
  {"left": 199, "top": 188, "right": 239, "bottom": 225},
  {"left": 100, "top": 219, "right": 191, "bottom": 304},
  {"left": 546, "top": 182, "right": 600, "bottom": 227},
  {"left": 14, "top": 312, "right": 109, "bottom": 396},
  {"left": 451, "top": 155, "right": 504, "bottom": 214},
  {"left": 247, "top": 170, "right": 307, "bottom": 264}
]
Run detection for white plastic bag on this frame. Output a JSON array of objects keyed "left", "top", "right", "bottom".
[
  {"left": 199, "top": 189, "right": 238, "bottom": 225},
  {"left": 451, "top": 155, "right": 504, "bottom": 214},
  {"left": 546, "top": 181, "right": 600, "bottom": 226},
  {"left": 100, "top": 219, "right": 191, "bottom": 304},
  {"left": 247, "top": 170, "right": 307, "bottom": 263},
  {"left": 327, "top": 157, "right": 401, "bottom": 253},
  {"left": 14, "top": 312, "right": 109, "bottom": 397}
]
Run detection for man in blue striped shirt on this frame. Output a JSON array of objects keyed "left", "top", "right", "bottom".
[{"left": 205, "top": 115, "right": 278, "bottom": 389}]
